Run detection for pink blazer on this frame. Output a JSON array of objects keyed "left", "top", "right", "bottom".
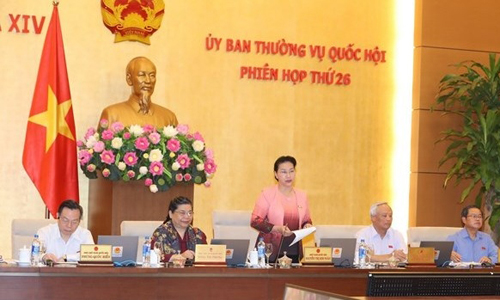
[{"left": 251, "top": 185, "right": 312, "bottom": 232}]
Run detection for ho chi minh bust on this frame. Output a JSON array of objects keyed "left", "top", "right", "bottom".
[{"left": 99, "top": 56, "right": 178, "bottom": 128}]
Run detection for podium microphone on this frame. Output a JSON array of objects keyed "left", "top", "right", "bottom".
[{"left": 274, "top": 234, "right": 285, "bottom": 269}]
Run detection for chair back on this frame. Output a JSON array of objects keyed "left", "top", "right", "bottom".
[
  {"left": 407, "top": 226, "right": 462, "bottom": 247},
  {"left": 212, "top": 210, "right": 259, "bottom": 255},
  {"left": 120, "top": 220, "right": 163, "bottom": 262},
  {"left": 11, "top": 219, "right": 57, "bottom": 259},
  {"left": 314, "top": 224, "right": 366, "bottom": 246}
]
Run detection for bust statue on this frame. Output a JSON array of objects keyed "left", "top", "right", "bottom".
[{"left": 99, "top": 56, "right": 178, "bottom": 127}]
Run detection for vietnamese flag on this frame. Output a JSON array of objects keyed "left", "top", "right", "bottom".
[{"left": 22, "top": 2, "right": 79, "bottom": 218}]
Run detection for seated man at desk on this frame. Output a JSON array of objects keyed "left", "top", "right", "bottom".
[
  {"left": 355, "top": 202, "right": 407, "bottom": 263},
  {"left": 99, "top": 56, "right": 178, "bottom": 128},
  {"left": 447, "top": 205, "right": 498, "bottom": 264},
  {"left": 38, "top": 200, "right": 94, "bottom": 263}
]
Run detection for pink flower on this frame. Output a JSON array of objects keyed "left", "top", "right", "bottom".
[
  {"left": 76, "top": 140, "right": 84, "bottom": 147},
  {"left": 100, "top": 150, "right": 115, "bottom": 164},
  {"left": 205, "top": 148, "right": 214, "bottom": 160},
  {"left": 193, "top": 132, "right": 205, "bottom": 142},
  {"left": 143, "top": 124, "right": 155, "bottom": 133},
  {"left": 127, "top": 170, "right": 135, "bottom": 178},
  {"left": 149, "top": 161, "right": 164, "bottom": 176},
  {"left": 184, "top": 173, "right": 192, "bottom": 181},
  {"left": 99, "top": 119, "right": 109, "bottom": 129},
  {"left": 204, "top": 180, "right": 211, "bottom": 187},
  {"left": 123, "top": 132, "right": 131, "bottom": 140},
  {"left": 93, "top": 141, "right": 105, "bottom": 153},
  {"left": 176, "top": 124, "right": 189, "bottom": 135},
  {"left": 123, "top": 152, "right": 138, "bottom": 166},
  {"left": 144, "top": 178, "right": 153, "bottom": 187},
  {"left": 149, "top": 132, "right": 161, "bottom": 145},
  {"left": 111, "top": 122, "right": 124, "bottom": 133},
  {"left": 167, "top": 138, "right": 181, "bottom": 152},
  {"left": 86, "top": 164, "right": 96, "bottom": 172},
  {"left": 176, "top": 154, "right": 191, "bottom": 169},
  {"left": 101, "top": 129, "right": 114, "bottom": 141},
  {"left": 175, "top": 173, "right": 183, "bottom": 181},
  {"left": 135, "top": 137, "right": 150, "bottom": 151},
  {"left": 102, "top": 168, "right": 111, "bottom": 177},
  {"left": 204, "top": 159, "right": 217, "bottom": 174},
  {"left": 84, "top": 127, "right": 96, "bottom": 140},
  {"left": 78, "top": 150, "right": 91, "bottom": 166}
]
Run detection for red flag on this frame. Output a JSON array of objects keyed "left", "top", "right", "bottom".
[{"left": 22, "top": 3, "right": 79, "bottom": 218}]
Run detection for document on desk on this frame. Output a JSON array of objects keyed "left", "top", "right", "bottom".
[
  {"left": 449, "top": 261, "right": 482, "bottom": 268},
  {"left": 289, "top": 227, "right": 316, "bottom": 247}
]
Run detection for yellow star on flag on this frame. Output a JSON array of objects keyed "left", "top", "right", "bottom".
[{"left": 28, "top": 85, "right": 75, "bottom": 152}]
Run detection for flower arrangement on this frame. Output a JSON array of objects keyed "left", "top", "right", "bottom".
[{"left": 77, "top": 119, "right": 217, "bottom": 193}]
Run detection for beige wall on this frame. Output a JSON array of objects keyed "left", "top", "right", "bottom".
[
  {"left": 1, "top": 1, "right": 403, "bottom": 257},
  {"left": 411, "top": 0, "right": 500, "bottom": 226}
]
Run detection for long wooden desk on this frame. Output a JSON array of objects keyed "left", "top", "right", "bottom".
[{"left": 0, "top": 265, "right": 497, "bottom": 300}]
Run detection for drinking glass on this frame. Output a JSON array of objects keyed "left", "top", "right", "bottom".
[
  {"left": 365, "top": 243, "right": 374, "bottom": 267},
  {"left": 265, "top": 243, "right": 273, "bottom": 267},
  {"left": 39, "top": 239, "right": 46, "bottom": 257},
  {"left": 152, "top": 241, "right": 162, "bottom": 265}
]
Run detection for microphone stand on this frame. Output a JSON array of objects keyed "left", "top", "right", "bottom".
[{"left": 274, "top": 234, "right": 285, "bottom": 269}]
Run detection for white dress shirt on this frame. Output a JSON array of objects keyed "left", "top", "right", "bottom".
[
  {"left": 354, "top": 225, "right": 407, "bottom": 263},
  {"left": 37, "top": 223, "right": 94, "bottom": 262}
]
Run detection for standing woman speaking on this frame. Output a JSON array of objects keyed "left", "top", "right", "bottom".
[{"left": 251, "top": 156, "right": 313, "bottom": 263}]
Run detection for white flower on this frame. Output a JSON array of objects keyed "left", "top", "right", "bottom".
[
  {"left": 149, "top": 184, "right": 158, "bottom": 193},
  {"left": 129, "top": 124, "right": 144, "bottom": 136},
  {"left": 192, "top": 140, "right": 205, "bottom": 152},
  {"left": 172, "top": 162, "right": 180, "bottom": 171},
  {"left": 117, "top": 162, "right": 126, "bottom": 171},
  {"left": 148, "top": 149, "right": 164, "bottom": 162},
  {"left": 196, "top": 163, "right": 205, "bottom": 171},
  {"left": 111, "top": 137, "right": 123, "bottom": 149},
  {"left": 139, "top": 166, "right": 148, "bottom": 175},
  {"left": 85, "top": 135, "right": 98, "bottom": 148},
  {"left": 163, "top": 125, "right": 178, "bottom": 137}
]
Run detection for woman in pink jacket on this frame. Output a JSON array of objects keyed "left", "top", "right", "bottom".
[{"left": 251, "top": 156, "right": 313, "bottom": 263}]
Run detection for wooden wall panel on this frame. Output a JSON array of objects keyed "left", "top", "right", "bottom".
[
  {"left": 417, "top": 0, "right": 500, "bottom": 52},
  {"left": 413, "top": 47, "right": 492, "bottom": 110},
  {"left": 411, "top": 0, "right": 500, "bottom": 227},
  {"left": 409, "top": 173, "right": 475, "bottom": 227},
  {"left": 411, "top": 109, "right": 461, "bottom": 173}
]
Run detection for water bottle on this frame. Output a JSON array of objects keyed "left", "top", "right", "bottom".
[
  {"left": 358, "top": 238, "right": 366, "bottom": 268},
  {"left": 142, "top": 236, "right": 151, "bottom": 268},
  {"left": 31, "top": 234, "right": 40, "bottom": 266},
  {"left": 257, "top": 237, "right": 266, "bottom": 267}
]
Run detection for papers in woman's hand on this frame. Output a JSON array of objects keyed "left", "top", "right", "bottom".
[{"left": 289, "top": 227, "right": 316, "bottom": 246}]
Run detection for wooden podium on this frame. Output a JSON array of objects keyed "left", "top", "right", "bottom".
[{"left": 87, "top": 177, "right": 194, "bottom": 240}]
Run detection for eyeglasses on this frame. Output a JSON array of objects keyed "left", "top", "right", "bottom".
[
  {"left": 467, "top": 214, "right": 483, "bottom": 219},
  {"left": 175, "top": 210, "right": 194, "bottom": 217}
]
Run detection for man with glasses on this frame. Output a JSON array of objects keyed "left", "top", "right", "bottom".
[
  {"left": 447, "top": 205, "right": 498, "bottom": 264},
  {"left": 38, "top": 199, "right": 94, "bottom": 263}
]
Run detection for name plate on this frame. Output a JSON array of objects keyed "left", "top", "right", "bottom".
[
  {"left": 194, "top": 244, "right": 226, "bottom": 264},
  {"left": 80, "top": 244, "right": 112, "bottom": 262},
  {"left": 302, "top": 247, "right": 332, "bottom": 264},
  {"left": 408, "top": 247, "right": 435, "bottom": 264}
]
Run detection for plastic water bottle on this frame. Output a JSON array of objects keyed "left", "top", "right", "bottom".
[
  {"left": 31, "top": 234, "right": 40, "bottom": 266},
  {"left": 142, "top": 236, "right": 151, "bottom": 268},
  {"left": 257, "top": 237, "right": 266, "bottom": 267},
  {"left": 358, "top": 238, "right": 366, "bottom": 268}
]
